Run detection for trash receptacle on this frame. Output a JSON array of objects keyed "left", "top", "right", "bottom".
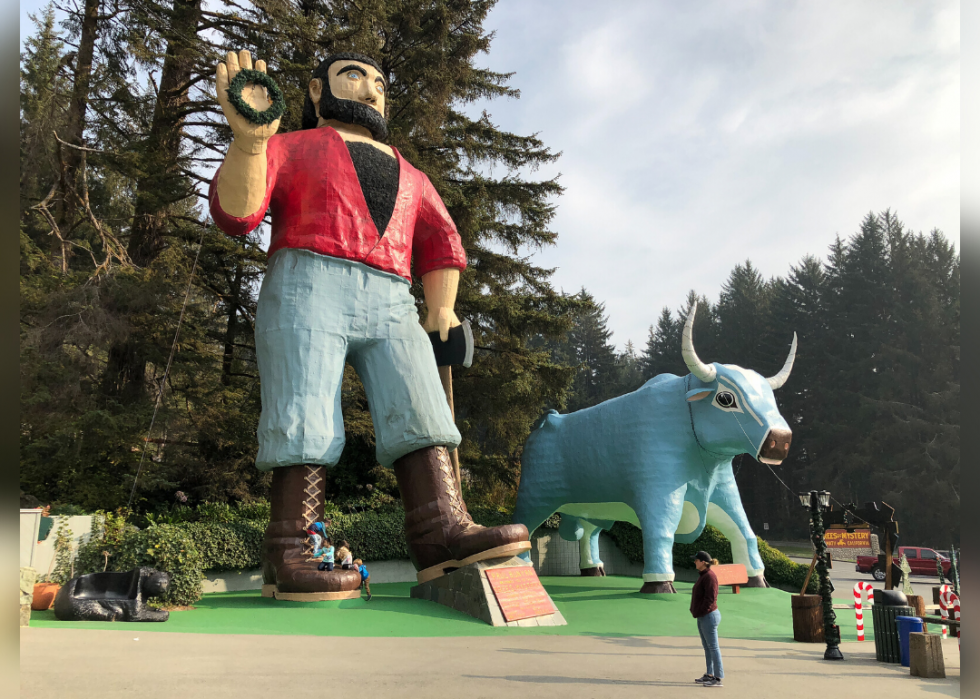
[
  {"left": 873, "top": 604, "right": 914, "bottom": 663},
  {"left": 896, "top": 616, "right": 924, "bottom": 667}
]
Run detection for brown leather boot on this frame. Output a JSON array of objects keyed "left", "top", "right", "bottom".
[
  {"left": 262, "top": 464, "right": 361, "bottom": 599},
  {"left": 393, "top": 446, "right": 530, "bottom": 583}
]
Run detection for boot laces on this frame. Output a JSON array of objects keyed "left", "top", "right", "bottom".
[
  {"left": 302, "top": 465, "right": 323, "bottom": 559},
  {"left": 438, "top": 449, "right": 476, "bottom": 529}
]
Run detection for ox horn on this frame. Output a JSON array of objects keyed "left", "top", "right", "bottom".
[
  {"left": 767, "top": 333, "right": 798, "bottom": 390},
  {"left": 681, "top": 304, "right": 716, "bottom": 383}
]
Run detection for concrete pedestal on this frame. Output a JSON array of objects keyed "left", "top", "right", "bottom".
[{"left": 411, "top": 555, "right": 566, "bottom": 627}]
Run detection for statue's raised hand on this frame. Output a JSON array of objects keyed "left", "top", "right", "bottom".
[{"left": 216, "top": 50, "right": 281, "bottom": 153}]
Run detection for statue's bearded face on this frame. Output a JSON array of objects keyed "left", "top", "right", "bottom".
[{"left": 308, "top": 59, "right": 389, "bottom": 142}]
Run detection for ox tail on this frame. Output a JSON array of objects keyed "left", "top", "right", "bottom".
[{"left": 532, "top": 409, "right": 559, "bottom": 431}]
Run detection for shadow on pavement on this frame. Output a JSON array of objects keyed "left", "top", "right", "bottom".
[{"left": 464, "top": 674, "right": 691, "bottom": 687}]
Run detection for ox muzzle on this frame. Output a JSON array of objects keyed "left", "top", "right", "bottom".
[{"left": 758, "top": 428, "right": 792, "bottom": 464}]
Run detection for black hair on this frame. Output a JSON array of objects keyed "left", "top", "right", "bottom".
[
  {"left": 325, "top": 536, "right": 333, "bottom": 545},
  {"left": 301, "top": 52, "right": 389, "bottom": 141}
]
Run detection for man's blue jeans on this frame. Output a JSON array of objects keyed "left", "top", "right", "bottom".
[{"left": 697, "top": 609, "right": 724, "bottom": 678}]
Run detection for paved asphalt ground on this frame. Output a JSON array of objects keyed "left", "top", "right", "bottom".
[
  {"left": 20, "top": 628, "right": 960, "bottom": 699},
  {"left": 786, "top": 556, "right": 949, "bottom": 602}
]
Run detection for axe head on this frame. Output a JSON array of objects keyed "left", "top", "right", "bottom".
[{"left": 428, "top": 319, "right": 473, "bottom": 368}]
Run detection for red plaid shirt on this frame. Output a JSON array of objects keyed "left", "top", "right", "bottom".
[{"left": 209, "top": 127, "right": 466, "bottom": 282}]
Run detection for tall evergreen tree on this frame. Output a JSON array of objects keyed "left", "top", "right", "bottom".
[
  {"left": 615, "top": 339, "right": 645, "bottom": 395},
  {"left": 20, "top": 0, "right": 578, "bottom": 512},
  {"left": 562, "top": 289, "right": 621, "bottom": 411},
  {"left": 640, "top": 308, "right": 678, "bottom": 380}
]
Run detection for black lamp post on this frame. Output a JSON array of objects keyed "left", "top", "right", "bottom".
[{"left": 799, "top": 489, "right": 844, "bottom": 661}]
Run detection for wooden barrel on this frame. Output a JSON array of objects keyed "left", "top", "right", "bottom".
[{"left": 792, "top": 594, "right": 824, "bottom": 642}]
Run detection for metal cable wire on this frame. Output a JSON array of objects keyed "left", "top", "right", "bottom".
[{"left": 126, "top": 231, "right": 205, "bottom": 508}]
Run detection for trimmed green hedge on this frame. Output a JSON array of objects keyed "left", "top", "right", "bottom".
[
  {"left": 76, "top": 518, "right": 205, "bottom": 607},
  {"left": 74, "top": 507, "right": 524, "bottom": 607},
  {"left": 328, "top": 510, "right": 409, "bottom": 562},
  {"left": 182, "top": 521, "right": 265, "bottom": 572},
  {"left": 72, "top": 506, "right": 816, "bottom": 608},
  {"left": 75, "top": 512, "right": 267, "bottom": 607},
  {"left": 608, "top": 522, "right": 817, "bottom": 593}
]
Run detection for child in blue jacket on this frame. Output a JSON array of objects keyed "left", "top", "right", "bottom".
[
  {"left": 354, "top": 559, "right": 371, "bottom": 600},
  {"left": 315, "top": 537, "right": 335, "bottom": 571}
]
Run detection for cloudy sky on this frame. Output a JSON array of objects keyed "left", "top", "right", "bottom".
[
  {"left": 21, "top": 1, "right": 960, "bottom": 350},
  {"left": 467, "top": 1, "right": 960, "bottom": 349}
]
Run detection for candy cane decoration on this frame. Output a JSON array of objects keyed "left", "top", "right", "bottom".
[
  {"left": 938, "top": 585, "right": 952, "bottom": 638},
  {"left": 940, "top": 589, "right": 961, "bottom": 651},
  {"left": 853, "top": 581, "right": 874, "bottom": 641}
]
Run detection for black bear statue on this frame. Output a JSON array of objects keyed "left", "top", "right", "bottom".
[{"left": 54, "top": 567, "right": 171, "bottom": 622}]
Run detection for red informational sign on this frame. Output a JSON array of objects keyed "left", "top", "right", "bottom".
[
  {"left": 485, "top": 567, "right": 557, "bottom": 622},
  {"left": 824, "top": 528, "right": 871, "bottom": 548}
]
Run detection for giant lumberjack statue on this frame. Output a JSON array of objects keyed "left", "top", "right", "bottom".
[{"left": 209, "top": 50, "right": 529, "bottom": 598}]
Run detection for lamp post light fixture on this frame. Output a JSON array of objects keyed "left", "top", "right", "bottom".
[{"left": 800, "top": 489, "right": 844, "bottom": 661}]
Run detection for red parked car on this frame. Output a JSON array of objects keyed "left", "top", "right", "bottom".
[{"left": 855, "top": 546, "right": 952, "bottom": 582}]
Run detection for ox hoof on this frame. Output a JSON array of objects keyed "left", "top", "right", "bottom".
[
  {"left": 580, "top": 567, "right": 603, "bottom": 577},
  {"left": 639, "top": 581, "right": 677, "bottom": 594},
  {"left": 746, "top": 574, "right": 770, "bottom": 588}
]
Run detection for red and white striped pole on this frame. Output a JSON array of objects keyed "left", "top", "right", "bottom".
[
  {"left": 853, "top": 581, "right": 874, "bottom": 641},
  {"left": 938, "top": 585, "right": 952, "bottom": 639},
  {"left": 940, "top": 588, "right": 960, "bottom": 650}
]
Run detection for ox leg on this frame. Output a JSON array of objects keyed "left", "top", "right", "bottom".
[
  {"left": 513, "top": 499, "right": 563, "bottom": 565},
  {"left": 708, "top": 479, "right": 767, "bottom": 588},
  {"left": 578, "top": 520, "right": 605, "bottom": 576},
  {"left": 636, "top": 487, "right": 687, "bottom": 594}
]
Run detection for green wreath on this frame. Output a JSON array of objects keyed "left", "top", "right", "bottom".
[{"left": 226, "top": 69, "right": 286, "bottom": 125}]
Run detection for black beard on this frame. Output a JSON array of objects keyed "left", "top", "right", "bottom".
[{"left": 318, "top": 91, "right": 389, "bottom": 142}]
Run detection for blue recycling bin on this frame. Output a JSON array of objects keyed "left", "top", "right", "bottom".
[{"left": 895, "top": 616, "right": 924, "bottom": 667}]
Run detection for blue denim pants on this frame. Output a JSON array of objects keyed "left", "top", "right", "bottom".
[
  {"left": 697, "top": 609, "right": 724, "bottom": 678},
  {"left": 255, "top": 250, "right": 461, "bottom": 470}
]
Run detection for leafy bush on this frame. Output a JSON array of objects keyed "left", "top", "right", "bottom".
[
  {"left": 76, "top": 514, "right": 205, "bottom": 607},
  {"left": 758, "top": 538, "right": 818, "bottom": 593},
  {"left": 49, "top": 504, "right": 88, "bottom": 516},
  {"left": 142, "top": 500, "right": 272, "bottom": 527},
  {"left": 181, "top": 521, "right": 265, "bottom": 572},
  {"left": 607, "top": 522, "right": 817, "bottom": 592},
  {"left": 328, "top": 510, "right": 410, "bottom": 562},
  {"left": 672, "top": 526, "right": 735, "bottom": 567},
  {"left": 468, "top": 505, "right": 519, "bottom": 529},
  {"left": 45, "top": 519, "right": 77, "bottom": 585}
]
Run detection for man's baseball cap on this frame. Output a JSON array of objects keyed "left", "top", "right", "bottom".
[{"left": 692, "top": 550, "right": 712, "bottom": 563}]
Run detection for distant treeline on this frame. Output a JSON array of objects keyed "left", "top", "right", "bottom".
[{"left": 549, "top": 210, "right": 958, "bottom": 545}]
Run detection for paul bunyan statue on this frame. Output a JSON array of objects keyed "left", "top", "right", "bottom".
[{"left": 210, "top": 50, "right": 529, "bottom": 599}]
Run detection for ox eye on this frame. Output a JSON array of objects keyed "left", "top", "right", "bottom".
[{"left": 716, "top": 391, "right": 737, "bottom": 409}]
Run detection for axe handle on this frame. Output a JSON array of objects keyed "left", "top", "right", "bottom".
[
  {"left": 800, "top": 552, "right": 817, "bottom": 595},
  {"left": 438, "top": 365, "right": 463, "bottom": 490}
]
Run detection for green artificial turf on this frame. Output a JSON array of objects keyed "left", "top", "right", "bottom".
[{"left": 29, "top": 575, "right": 870, "bottom": 643}]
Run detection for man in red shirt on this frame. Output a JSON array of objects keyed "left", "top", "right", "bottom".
[{"left": 210, "top": 50, "right": 528, "bottom": 597}]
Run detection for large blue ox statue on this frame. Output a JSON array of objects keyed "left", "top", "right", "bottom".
[{"left": 515, "top": 304, "right": 796, "bottom": 593}]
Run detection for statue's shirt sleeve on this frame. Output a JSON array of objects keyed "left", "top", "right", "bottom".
[
  {"left": 412, "top": 173, "right": 466, "bottom": 278},
  {"left": 207, "top": 129, "right": 466, "bottom": 281},
  {"left": 208, "top": 138, "right": 282, "bottom": 237}
]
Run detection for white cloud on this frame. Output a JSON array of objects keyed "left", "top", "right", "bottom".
[{"left": 471, "top": 0, "right": 960, "bottom": 350}]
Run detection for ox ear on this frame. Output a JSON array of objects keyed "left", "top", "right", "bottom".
[{"left": 686, "top": 388, "right": 714, "bottom": 402}]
